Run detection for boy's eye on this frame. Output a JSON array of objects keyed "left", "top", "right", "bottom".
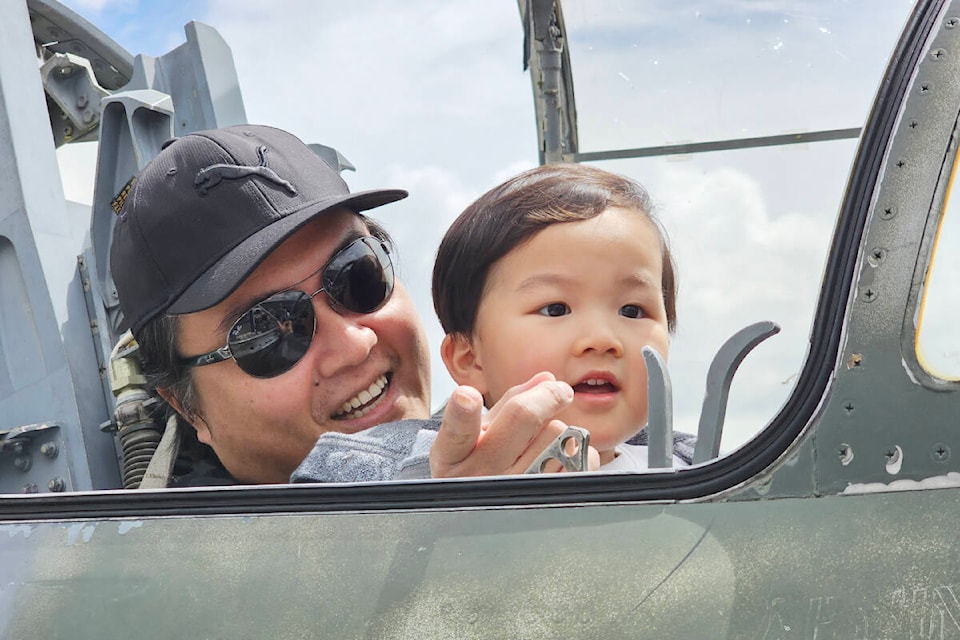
[
  {"left": 620, "top": 304, "right": 644, "bottom": 319},
  {"left": 538, "top": 303, "right": 570, "bottom": 317}
]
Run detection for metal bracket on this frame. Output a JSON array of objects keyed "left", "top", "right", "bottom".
[
  {"left": 643, "top": 347, "right": 674, "bottom": 468},
  {"left": 39, "top": 52, "right": 109, "bottom": 145},
  {"left": 308, "top": 143, "right": 356, "bottom": 174},
  {"left": 693, "top": 321, "right": 781, "bottom": 464},
  {"left": 525, "top": 425, "right": 591, "bottom": 474},
  {"left": 0, "top": 422, "right": 60, "bottom": 453},
  {"left": 0, "top": 423, "right": 70, "bottom": 493}
]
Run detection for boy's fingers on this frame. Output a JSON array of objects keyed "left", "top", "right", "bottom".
[
  {"left": 480, "top": 380, "right": 573, "bottom": 464},
  {"left": 484, "top": 371, "right": 557, "bottom": 423},
  {"left": 430, "top": 386, "right": 484, "bottom": 477},
  {"left": 430, "top": 379, "right": 573, "bottom": 477},
  {"left": 587, "top": 446, "right": 600, "bottom": 471}
]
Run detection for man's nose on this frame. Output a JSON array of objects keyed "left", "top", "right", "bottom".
[
  {"left": 308, "top": 299, "right": 378, "bottom": 378},
  {"left": 572, "top": 316, "right": 623, "bottom": 357}
]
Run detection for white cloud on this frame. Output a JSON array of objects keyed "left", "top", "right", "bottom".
[{"left": 52, "top": 0, "right": 915, "bottom": 455}]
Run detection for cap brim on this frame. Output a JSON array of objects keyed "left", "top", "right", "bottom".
[{"left": 167, "top": 188, "right": 407, "bottom": 315}]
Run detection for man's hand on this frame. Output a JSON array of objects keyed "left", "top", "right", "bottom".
[{"left": 430, "top": 372, "right": 597, "bottom": 477}]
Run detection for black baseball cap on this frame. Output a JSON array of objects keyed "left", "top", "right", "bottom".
[{"left": 110, "top": 124, "right": 407, "bottom": 334}]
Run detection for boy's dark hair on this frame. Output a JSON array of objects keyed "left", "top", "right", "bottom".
[{"left": 432, "top": 164, "right": 677, "bottom": 338}]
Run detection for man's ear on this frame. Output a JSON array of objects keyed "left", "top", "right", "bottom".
[
  {"left": 440, "top": 333, "right": 488, "bottom": 396},
  {"left": 156, "top": 387, "right": 213, "bottom": 445}
]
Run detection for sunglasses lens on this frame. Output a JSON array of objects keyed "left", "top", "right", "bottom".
[
  {"left": 208, "top": 238, "right": 392, "bottom": 378},
  {"left": 324, "top": 238, "right": 394, "bottom": 314},
  {"left": 228, "top": 291, "right": 315, "bottom": 378}
]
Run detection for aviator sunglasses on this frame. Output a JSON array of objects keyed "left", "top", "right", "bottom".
[{"left": 181, "top": 236, "right": 394, "bottom": 378}]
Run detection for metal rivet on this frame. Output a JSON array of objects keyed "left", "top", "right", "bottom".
[
  {"left": 861, "top": 288, "right": 878, "bottom": 302},
  {"left": 880, "top": 205, "right": 897, "bottom": 220},
  {"left": 885, "top": 446, "right": 903, "bottom": 475},
  {"left": 48, "top": 477, "right": 66, "bottom": 492},
  {"left": 932, "top": 443, "right": 951, "bottom": 462},
  {"left": 844, "top": 402, "right": 855, "bottom": 415},
  {"left": 868, "top": 248, "right": 886, "bottom": 267},
  {"left": 40, "top": 442, "right": 59, "bottom": 459},
  {"left": 839, "top": 444, "right": 854, "bottom": 466},
  {"left": 13, "top": 456, "right": 31, "bottom": 472},
  {"left": 932, "top": 48, "right": 947, "bottom": 60},
  {"left": 946, "top": 17, "right": 958, "bottom": 29},
  {"left": 22, "top": 483, "right": 38, "bottom": 494},
  {"left": 847, "top": 353, "right": 863, "bottom": 369}
]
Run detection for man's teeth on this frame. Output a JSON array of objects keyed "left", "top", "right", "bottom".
[
  {"left": 583, "top": 378, "right": 606, "bottom": 386},
  {"left": 334, "top": 374, "right": 388, "bottom": 419}
]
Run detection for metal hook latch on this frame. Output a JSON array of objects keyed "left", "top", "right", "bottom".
[{"left": 525, "top": 426, "right": 590, "bottom": 474}]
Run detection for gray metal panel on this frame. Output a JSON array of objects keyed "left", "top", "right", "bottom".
[
  {"left": 5, "top": 490, "right": 960, "bottom": 638},
  {"left": 815, "top": 3, "right": 960, "bottom": 494},
  {"left": 0, "top": 0, "right": 115, "bottom": 492}
]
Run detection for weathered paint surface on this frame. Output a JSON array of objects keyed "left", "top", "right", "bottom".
[{"left": 2, "top": 489, "right": 960, "bottom": 639}]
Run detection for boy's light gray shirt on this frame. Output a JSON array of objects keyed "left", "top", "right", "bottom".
[{"left": 289, "top": 420, "right": 697, "bottom": 484}]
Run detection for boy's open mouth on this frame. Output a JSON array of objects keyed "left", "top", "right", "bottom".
[{"left": 573, "top": 377, "right": 619, "bottom": 394}]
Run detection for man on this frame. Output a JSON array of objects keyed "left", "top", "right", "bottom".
[{"left": 111, "top": 124, "right": 576, "bottom": 486}]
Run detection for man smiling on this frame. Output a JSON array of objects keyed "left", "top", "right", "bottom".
[{"left": 113, "top": 124, "right": 574, "bottom": 485}]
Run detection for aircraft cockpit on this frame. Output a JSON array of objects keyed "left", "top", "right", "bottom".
[{"left": 3, "top": 1, "right": 960, "bottom": 637}]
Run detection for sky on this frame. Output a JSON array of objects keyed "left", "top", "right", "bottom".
[{"left": 54, "top": 0, "right": 916, "bottom": 452}]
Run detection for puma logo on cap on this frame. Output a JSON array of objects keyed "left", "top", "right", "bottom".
[{"left": 194, "top": 145, "right": 297, "bottom": 196}]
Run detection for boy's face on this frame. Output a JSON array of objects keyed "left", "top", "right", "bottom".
[{"left": 442, "top": 206, "right": 670, "bottom": 464}]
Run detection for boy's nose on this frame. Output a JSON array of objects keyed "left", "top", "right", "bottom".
[
  {"left": 308, "top": 298, "right": 378, "bottom": 379},
  {"left": 573, "top": 318, "right": 623, "bottom": 357}
]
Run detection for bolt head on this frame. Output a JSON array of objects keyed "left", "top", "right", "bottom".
[{"left": 932, "top": 443, "right": 951, "bottom": 462}]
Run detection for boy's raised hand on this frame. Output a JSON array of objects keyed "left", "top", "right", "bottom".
[{"left": 430, "top": 372, "right": 598, "bottom": 477}]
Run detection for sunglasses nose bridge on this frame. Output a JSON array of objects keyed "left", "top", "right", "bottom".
[{"left": 306, "top": 286, "right": 326, "bottom": 302}]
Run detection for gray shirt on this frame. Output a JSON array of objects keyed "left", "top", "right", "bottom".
[{"left": 290, "top": 419, "right": 697, "bottom": 484}]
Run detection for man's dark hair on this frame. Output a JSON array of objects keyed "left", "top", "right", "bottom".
[{"left": 432, "top": 164, "right": 677, "bottom": 338}]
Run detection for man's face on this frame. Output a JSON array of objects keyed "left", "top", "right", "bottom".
[
  {"left": 175, "top": 208, "right": 431, "bottom": 483},
  {"left": 446, "top": 207, "right": 670, "bottom": 464}
]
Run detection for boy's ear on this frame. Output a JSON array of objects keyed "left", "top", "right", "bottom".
[
  {"left": 156, "top": 387, "right": 212, "bottom": 445},
  {"left": 440, "top": 333, "right": 488, "bottom": 396}
]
